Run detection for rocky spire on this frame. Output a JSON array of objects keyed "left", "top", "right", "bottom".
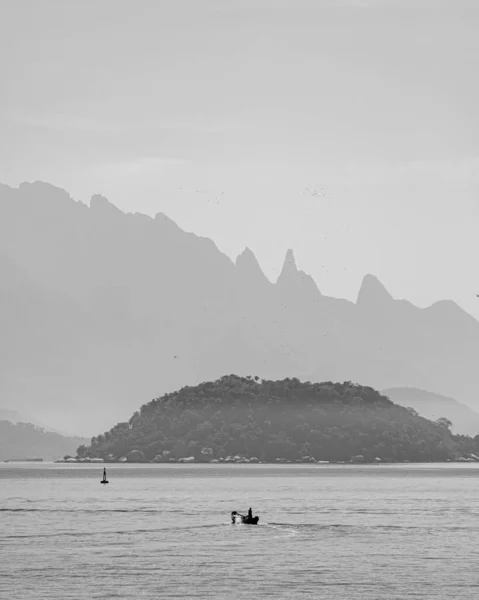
[
  {"left": 277, "top": 249, "right": 297, "bottom": 282},
  {"left": 276, "top": 249, "right": 321, "bottom": 302}
]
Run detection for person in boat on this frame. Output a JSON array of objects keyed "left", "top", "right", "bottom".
[{"left": 247, "top": 508, "right": 253, "bottom": 520}]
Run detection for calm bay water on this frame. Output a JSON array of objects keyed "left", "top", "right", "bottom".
[{"left": 1, "top": 463, "right": 479, "bottom": 599}]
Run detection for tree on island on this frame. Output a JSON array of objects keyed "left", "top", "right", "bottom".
[{"left": 435, "top": 417, "right": 453, "bottom": 430}]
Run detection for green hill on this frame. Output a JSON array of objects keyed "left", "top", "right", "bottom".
[{"left": 78, "top": 376, "right": 478, "bottom": 463}]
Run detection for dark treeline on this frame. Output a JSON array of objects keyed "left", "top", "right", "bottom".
[{"left": 78, "top": 376, "right": 479, "bottom": 463}]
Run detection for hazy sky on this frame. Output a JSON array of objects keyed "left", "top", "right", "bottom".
[{"left": 1, "top": 0, "right": 479, "bottom": 318}]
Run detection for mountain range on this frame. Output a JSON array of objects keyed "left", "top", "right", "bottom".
[{"left": 1, "top": 181, "right": 478, "bottom": 435}]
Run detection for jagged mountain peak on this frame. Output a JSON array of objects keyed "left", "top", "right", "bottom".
[
  {"left": 278, "top": 248, "right": 298, "bottom": 279},
  {"left": 235, "top": 247, "right": 270, "bottom": 286},
  {"left": 236, "top": 246, "right": 256, "bottom": 260},
  {"left": 16, "top": 181, "right": 77, "bottom": 211},
  {"left": 19, "top": 180, "right": 69, "bottom": 195},
  {"left": 236, "top": 246, "right": 260, "bottom": 268},
  {"left": 356, "top": 274, "right": 393, "bottom": 307},
  {"left": 276, "top": 248, "right": 321, "bottom": 299},
  {"left": 90, "top": 193, "right": 123, "bottom": 215}
]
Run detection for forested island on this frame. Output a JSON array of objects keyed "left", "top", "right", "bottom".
[{"left": 77, "top": 376, "right": 479, "bottom": 464}]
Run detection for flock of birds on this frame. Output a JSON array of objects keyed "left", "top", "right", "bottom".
[{"left": 175, "top": 186, "right": 333, "bottom": 204}]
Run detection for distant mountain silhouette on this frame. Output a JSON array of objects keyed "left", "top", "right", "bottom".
[
  {"left": 277, "top": 248, "right": 322, "bottom": 308},
  {"left": 0, "top": 407, "right": 75, "bottom": 436},
  {"left": 356, "top": 273, "right": 394, "bottom": 308},
  {"left": 0, "top": 420, "right": 88, "bottom": 461},
  {"left": 1, "top": 181, "right": 478, "bottom": 434},
  {"left": 382, "top": 387, "right": 479, "bottom": 436}
]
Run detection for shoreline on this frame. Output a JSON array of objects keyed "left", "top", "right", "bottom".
[{"left": 3, "top": 460, "right": 479, "bottom": 467}]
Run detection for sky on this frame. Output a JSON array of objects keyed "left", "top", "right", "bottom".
[{"left": 1, "top": 0, "right": 479, "bottom": 318}]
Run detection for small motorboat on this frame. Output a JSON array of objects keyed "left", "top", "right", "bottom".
[
  {"left": 100, "top": 468, "right": 109, "bottom": 484},
  {"left": 231, "top": 510, "right": 259, "bottom": 525}
]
